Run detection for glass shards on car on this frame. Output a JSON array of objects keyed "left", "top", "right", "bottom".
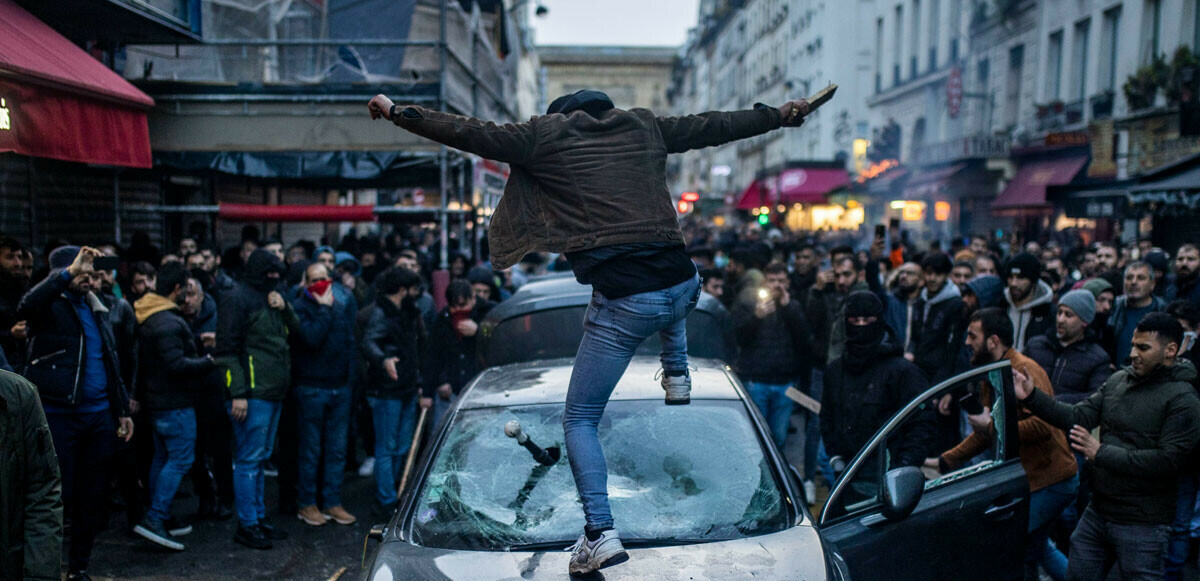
[{"left": 410, "top": 400, "right": 791, "bottom": 551}]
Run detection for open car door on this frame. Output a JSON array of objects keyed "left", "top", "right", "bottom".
[{"left": 818, "top": 360, "right": 1029, "bottom": 581}]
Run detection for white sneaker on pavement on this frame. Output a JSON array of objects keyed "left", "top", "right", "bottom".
[
  {"left": 358, "top": 457, "right": 375, "bottom": 477},
  {"left": 803, "top": 479, "right": 817, "bottom": 505},
  {"left": 567, "top": 529, "right": 629, "bottom": 575},
  {"left": 658, "top": 370, "right": 691, "bottom": 405}
]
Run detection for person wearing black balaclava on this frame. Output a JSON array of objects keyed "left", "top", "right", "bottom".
[
  {"left": 369, "top": 85, "right": 818, "bottom": 575},
  {"left": 214, "top": 248, "right": 299, "bottom": 550},
  {"left": 820, "top": 291, "right": 935, "bottom": 496}
]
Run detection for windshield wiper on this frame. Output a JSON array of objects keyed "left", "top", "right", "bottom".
[{"left": 506, "top": 537, "right": 731, "bottom": 552}]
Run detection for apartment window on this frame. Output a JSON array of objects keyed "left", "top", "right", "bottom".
[
  {"left": 1047, "top": 30, "right": 1064, "bottom": 101},
  {"left": 929, "top": 0, "right": 940, "bottom": 70},
  {"left": 911, "top": 0, "right": 921, "bottom": 78},
  {"left": 1006, "top": 46, "right": 1023, "bottom": 127},
  {"left": 978, "top": 57, "right": 991, "bottom": 131},
  {"left": 894, "top": 4, "right": 904, "bottom": 86},
  {"left": 950, "top": 0, "right": 962, "bottom": 62},
  {"left": 876, "top": 17, "right": 885, "bottom": 92},
  {"left": 1072, "top": 19, "right": 1091, "bottom": 102},
  {"left": 1141, "top": 0, "right": 1162, "bottom": 64},
  {"left": 1101, "top": 6, "right": 1122, "bottom": 91}
]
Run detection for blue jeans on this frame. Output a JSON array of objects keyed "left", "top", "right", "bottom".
[
  {"left": 802, "top": 368, "right": 823, "bottom": 480},
  {"left": 744, "top": 381, "right": 793, "bottom": 450},
  {"left": 564, "top": 273, "right": 701, "bottom": 532},
  {"left": 368, "top": 395, "right": 420, "bottom": 507},
  {"left": 1027, "top": 473, "right": 1078, "bottom": 581},
  {"left": 295, "top": 384, "right": 352, "bottom": 508},
  {"left": 1166, "top": 472, "right": 1200, "bottom": 581},
  {"left": 228, "top": 398, "right": 282, "bottom": 528},
  {"left": 147, "top": 407, "right": 197, "bottom": 523}
]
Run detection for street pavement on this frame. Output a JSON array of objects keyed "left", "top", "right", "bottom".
[{"left": 87, "top": 470, "right": 378, "bottom": 581}]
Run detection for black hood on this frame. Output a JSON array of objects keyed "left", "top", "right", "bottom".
[
  {"left": 546, "top": 89, "right": 615, "bottom": 117},
  {"left": 244, "top": 249, "right": 285, "bottom": 292}
]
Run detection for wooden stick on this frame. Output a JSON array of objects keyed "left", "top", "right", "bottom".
[{"left": 397, "top": 406, "right": 429, "bottom": 498}]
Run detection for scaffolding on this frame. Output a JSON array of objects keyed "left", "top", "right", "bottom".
[{"left": 120, "top": 0, "right": 525, "bottom": 266}]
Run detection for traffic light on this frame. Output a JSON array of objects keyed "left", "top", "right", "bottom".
[
  {"left": 681, "top": 192, "right": 700, "bottom": 202},
  {"left": 758, "top": 213, "right": 769, "bottom": 225}
]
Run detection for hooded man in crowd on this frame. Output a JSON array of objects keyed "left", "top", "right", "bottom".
[
  {"left": 1004, "top": 253, "right": 1055, "bottom": 351},
  {"left": 215, "top": 249, "right": 298, "bottom": 550}
]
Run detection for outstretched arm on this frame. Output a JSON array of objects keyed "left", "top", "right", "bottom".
[
  {"left": 654, "top": 100, "right": 809, "bottom": 154},
  {"left": 369, "top": 95, "right": 536, "bottom": 164}
]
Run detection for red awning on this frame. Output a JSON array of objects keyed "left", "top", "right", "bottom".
[
  {"left": 0, "top": 0, "right": 154, "bottom": 167},
  {"left": 736, "top": 168, "right": 849, "bottom": 209},
  {"left": 993, "top": 156, "right": 1089, "bottom": 210},
  {"left": 218, "top": 204, "right": 379, "bottom": 223}
]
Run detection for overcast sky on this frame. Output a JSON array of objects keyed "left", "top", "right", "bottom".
[{"left": 528, "top": 0, "right": 700, "bottom": 47}]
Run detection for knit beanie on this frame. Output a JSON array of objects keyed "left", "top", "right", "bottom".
[
  {"left": 1005, "top": 252, "right": 1042, "bottom": 281},
  {"left": 1058, "top": 289, "right": 1096, "bottom": 325},
  {"left": 49, "top": 245, "right": 81, "bottom": 270},
  {"left": 1082, "top": 277, "right": 1114, "bottom": 299}
]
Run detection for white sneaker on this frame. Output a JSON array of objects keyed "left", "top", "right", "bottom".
[
  {"left": 358, "top": 457, "right": 375, "bottom": 477},
  {"left": 803, "top": 479, "right": 817, "bottom": 505},
  {"left": 567, "top": 530, "right": 629, "bottom": 575},
  {"left": 658, "top": 370, "right": 691, "bottom": 405}
]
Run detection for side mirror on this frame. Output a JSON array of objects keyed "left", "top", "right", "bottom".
[{"left": 880, "top": 467, "right": 924, "bottom": 521}]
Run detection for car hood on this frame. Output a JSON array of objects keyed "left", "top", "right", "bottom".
[{"left": 364, "top": 525, "right": 827, "bottom": 580}]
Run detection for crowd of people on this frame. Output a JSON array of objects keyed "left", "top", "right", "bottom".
[
  {"left": 0, "top": 226, "right": 509, "bottom": 580},
  {"left": 3, "top": 219, "right": 1200, "bottom": 580},
  {"left": 689, "top": 220, "right": 1200, "bottom": 581}
]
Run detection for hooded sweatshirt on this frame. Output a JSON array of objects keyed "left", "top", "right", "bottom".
[
  {"left": 214, "top": 249, "right": 297, "bottom": 401},
  {"left": 1006, "top": 279, "right": 1055, "bottom": 351},
  {"left": 914, "top": 280, "right": 964, "bottom": 383},
  {"left": 134, "top": 292, "right": 215, "bottom": 411}
]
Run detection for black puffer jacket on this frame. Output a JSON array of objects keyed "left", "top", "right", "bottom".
[
  {"left": 733, "top": 296, "right": 813, "bottom": 385},
  {"left": 821, "top": 331, "right": 935, "bottom": 468},
  {"left": 362, "top": 296, "right": 428, "bottom": 399},
  {"left": 428, "top": 301, "right": 492, "bottom": 395},
  {"left": 1025, "top": 332, "right": 1114, "bottom": 404},
  {"left": 133, "top": 294, "right": 214, "bottom": 411},
  {"left": 1024, "top": 359, "right": 1200, "bottom": 525},
  {"left": 17, "top": 270, "right": 129, "bottom": 416},
  {"left": 913, "top": 281, "right": 965, "bottom": 384}
]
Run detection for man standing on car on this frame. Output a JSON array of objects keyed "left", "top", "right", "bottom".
[
  {"left": 130, "top": 262, "right": 215, "bottom": 551},
  {"left": 215, "top": 249, "right": 297, "bottom": 550},
  {"left": 19, "top": 246, "right": 133, "bottom": 580},
  {"left": 1016, "top": 312, "right": 1200, "bottom": 581},
  {"left": 932, "top": 307, "right": 1078, "bottom": 580},
  {"left": 369, "top": 88, "right": 814, "bottom": 575}
]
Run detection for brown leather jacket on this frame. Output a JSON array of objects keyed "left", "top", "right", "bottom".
[{"left": 393, "top": 105, "right": 783, "bottom": 269}]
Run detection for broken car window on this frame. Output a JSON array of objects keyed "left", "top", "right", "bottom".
[{"left": 411, "top": 400, "right": 790, "bottom": 550}]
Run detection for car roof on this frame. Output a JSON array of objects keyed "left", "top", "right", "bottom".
[
  {"left": 458, "top": 355, "right": 740, "bottom": 410},
  {"left": 483, "top": 274, "right": 725, "bottom": 324}
]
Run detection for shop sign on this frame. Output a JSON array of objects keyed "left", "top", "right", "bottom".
[
  {"left": 912, "top": 136, "right": 1008, "bottom": 165},
  {"left": 0, "top": 98, "right": 9, "bottom": 131},
  {"left": 1045, "top": 132, "right": 1089, "bottom": 146},
  {"left": 947, "top": 67, "right": 963, "bottom": 119},
  {"left": 1088, "top": 120, "right": 1117, "bottom": 178}
]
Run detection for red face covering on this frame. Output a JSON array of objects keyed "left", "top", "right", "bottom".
[{"left": 308, "top": 279, "right": 332, "bottom": 298}]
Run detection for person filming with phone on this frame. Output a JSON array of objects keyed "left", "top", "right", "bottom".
[
  {"left": 927, "top": 307, "right": 1077, "bottom": 580},
  {"left": 732, "top": 262, "right": 813, "bottom": 451}
]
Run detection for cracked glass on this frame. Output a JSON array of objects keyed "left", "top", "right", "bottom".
[{"left": 410, "top": 400, "right": 790, "bottom": 550}]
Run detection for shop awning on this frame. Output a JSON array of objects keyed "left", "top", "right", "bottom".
[
  {"left": 1128, "top": 162, "right": 1200, "bottom": 209},
  {"left": 865, "top": 167, "right": 908, "bottom": 195},
  {"left": 903, "top": 163, "right": 966, "bottom": 198},
  {"left": 0, "top": 0, "right": 154, "bottom": 167},
  {"left": 992, "top": 156, "right": 1089, "bottom": 211},
  {"left": 735, "top": 167, "right": 849, "bottom": 209}
]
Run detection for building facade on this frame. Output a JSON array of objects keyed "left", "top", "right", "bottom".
[{"left": 537, "top": 45, "right": 675, "bottom": 111}]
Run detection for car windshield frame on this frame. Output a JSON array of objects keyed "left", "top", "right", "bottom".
[{"left": 403, "top": 398, "right": 797, "bottom": 552}]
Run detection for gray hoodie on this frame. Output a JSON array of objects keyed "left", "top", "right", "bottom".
[{"left": 1005, "top": 279, "right": 1055, "bottom": 351}]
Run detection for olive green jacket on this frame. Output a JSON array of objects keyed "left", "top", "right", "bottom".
[{"left": 0, "top": 371, "right": 62, "bottom": 580}]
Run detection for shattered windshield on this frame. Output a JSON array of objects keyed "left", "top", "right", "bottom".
[{"left": 410, "top": 400, "right": 790, "bottom": 551}]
